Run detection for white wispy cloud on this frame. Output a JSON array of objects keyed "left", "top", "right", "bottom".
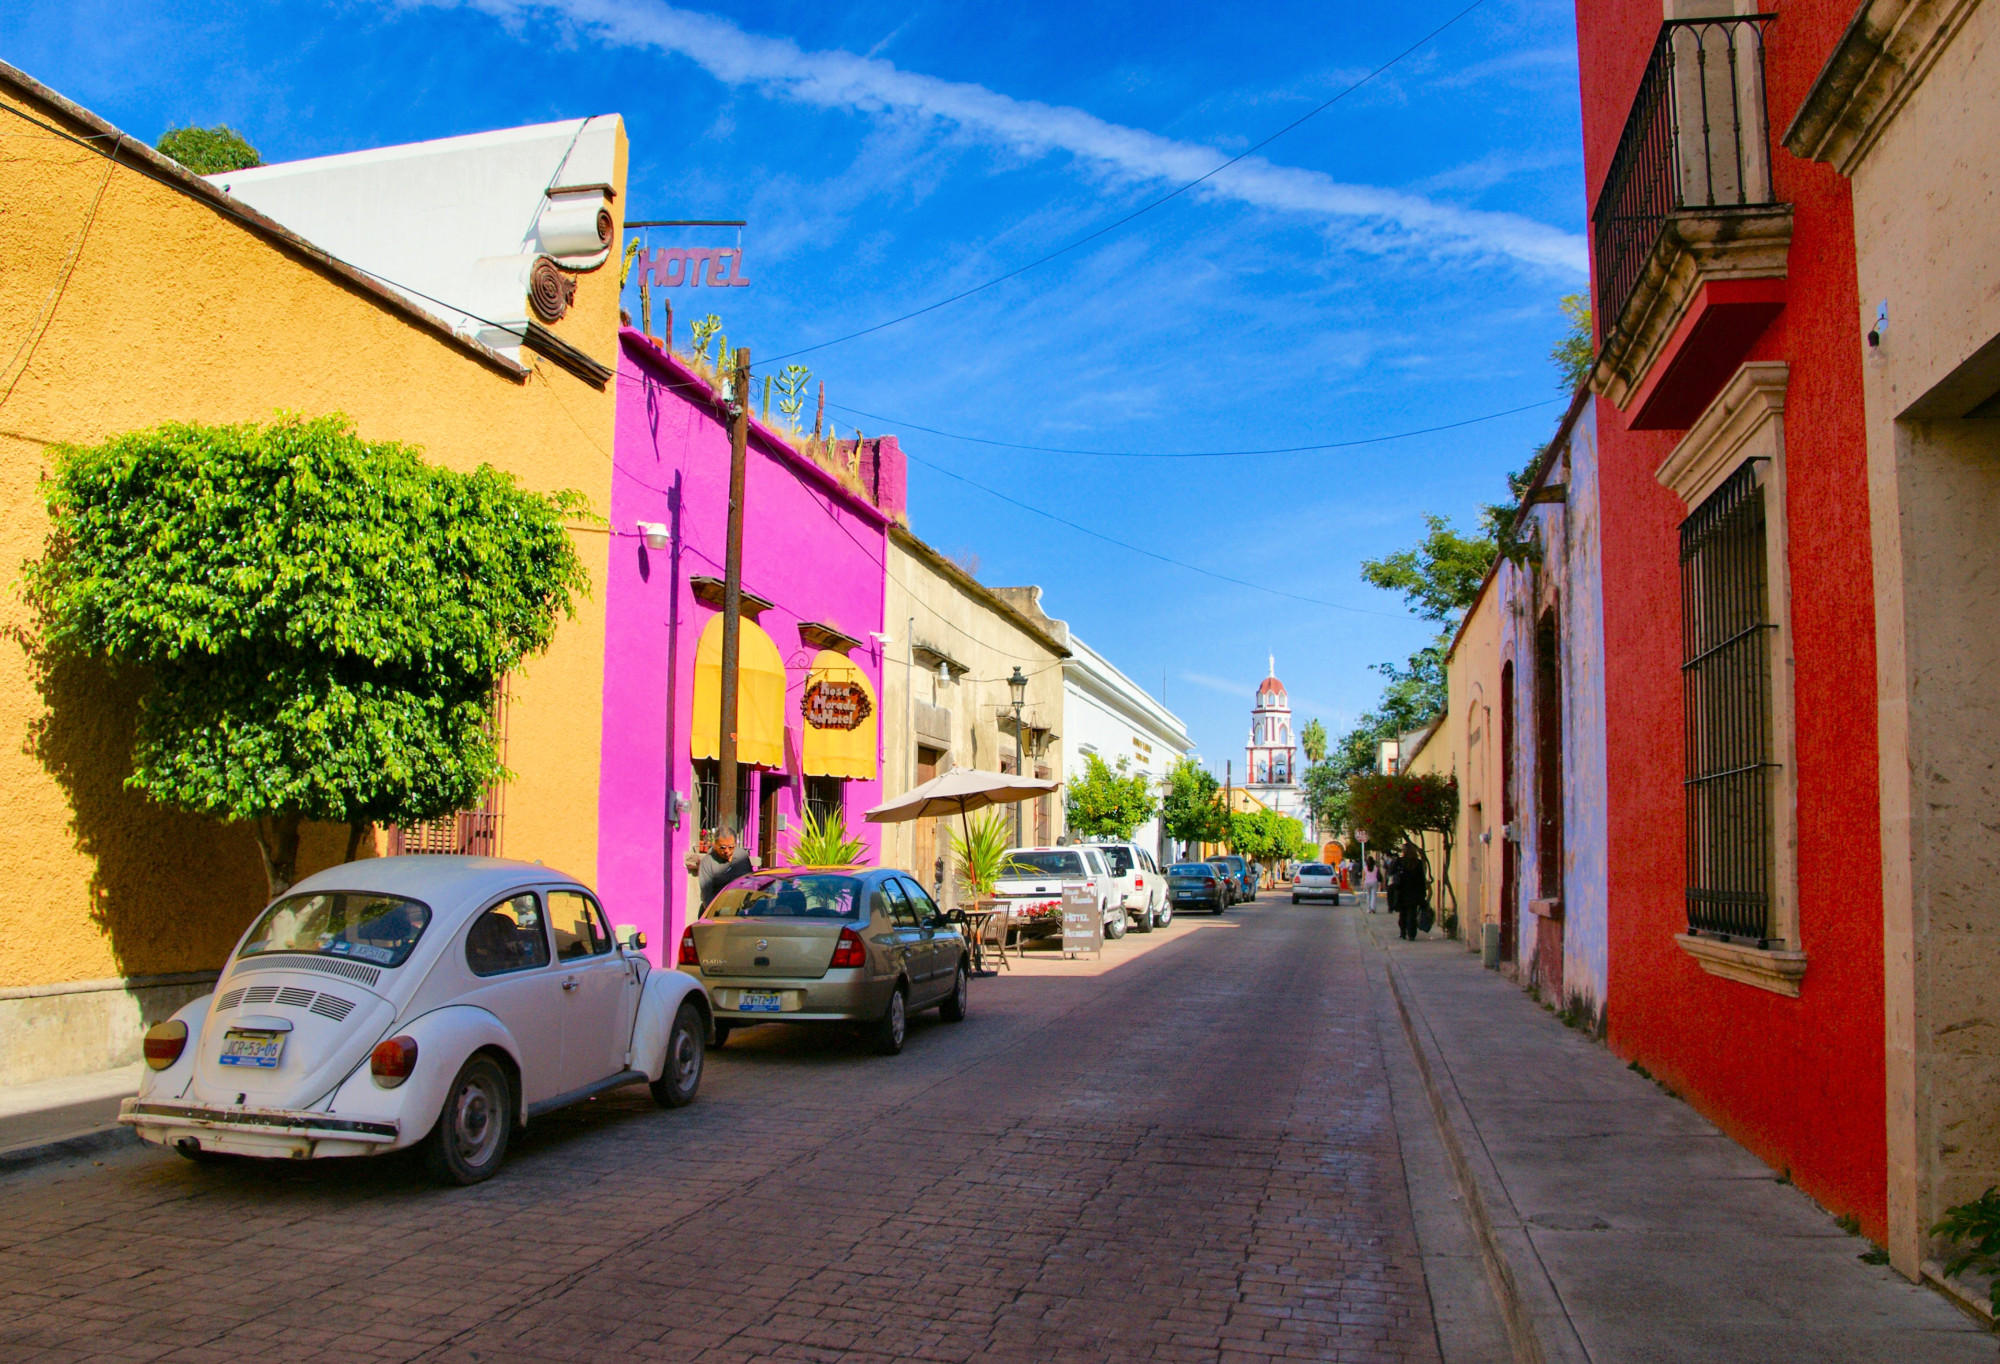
[
  {"left": 417, "top": 0, "right": 1588, "bottom": 274},
  {"left": 1181, "top": 672, "right": 1253, "bottom": 698}
]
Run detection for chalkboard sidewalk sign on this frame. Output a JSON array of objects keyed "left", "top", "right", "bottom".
[{"left": 1062, "top": 885, "right": 1102, "bottom": 958}]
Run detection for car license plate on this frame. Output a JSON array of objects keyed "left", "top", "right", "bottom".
[
  {"left": 219, "top": 1031, "right": 285, "bottom": 1069},
  {"left": 738, "top": 990, "right": 783, "bottom": 1013}
]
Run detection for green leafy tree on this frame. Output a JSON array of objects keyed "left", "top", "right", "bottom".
[
  {"left": 156, "top": 124, "right": 262, "bottom": 174},
  {"left": 28, "top": 415, "right": 589, "bottom": 898},
  {"left": 1228, "top": 809, "right": 1310, "bottom": 875},
  {"left": 1161, "top": 756, "right": 1228, "bottom": 853},
  {"left": 1065, "top": 752, "right": 1159, "bottom": 840},
  {"left": 1361, "top": 514, "right": 1497, "bottom": 625},
  {"left": 1552, "top": 292, "right": 1594, "bottom": 393},
  {"left": 1347, "top": 771, "right": 1461, "bottom": 928},
  {"left": 1300, "top": 717, "right": 1327, "bottom": 764}
]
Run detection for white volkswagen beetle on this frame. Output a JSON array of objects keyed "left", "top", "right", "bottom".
[{"left": 120, "top": 856, "right": 709, "bottom": 1184}]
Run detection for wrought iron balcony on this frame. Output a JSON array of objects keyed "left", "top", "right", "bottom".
[{"left": 1592, "top": 15, "right": 1778, "bottom": 334}]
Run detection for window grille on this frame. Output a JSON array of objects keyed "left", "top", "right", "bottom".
[
  {"left": 390, "top": 681, "right": 508, "bottom": 857},
  {"left": 1680, "top": 462, "right": 1776, "bottom": 942},
  {"left": 693, "top": 759, "right": 752, "bottom": 838},
  {"left": 805, "top": 776, "right": 845, "bottom": 828}
]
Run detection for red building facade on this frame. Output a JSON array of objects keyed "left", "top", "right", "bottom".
[{"left": 1576, "top": 1, "right": 1883, "bottom": 1235}]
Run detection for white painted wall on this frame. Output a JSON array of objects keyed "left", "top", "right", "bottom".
[
  {"left": 1060, "top": 634, "right": 1191, "bottom": 862},
  {"left": 208, "top": 116, "right": 622, "bottom": 358}
]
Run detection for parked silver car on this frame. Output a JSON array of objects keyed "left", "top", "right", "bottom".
[
  {"left": 678, "top": 868, "right": 968, "bottom": 1055},
  {"left": 1292, "top": 862, "right": 1340, "bottom": 904}
]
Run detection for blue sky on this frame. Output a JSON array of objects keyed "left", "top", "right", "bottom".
[{"left": 3, "top": 0, "right": 1588, "bottom": 774}]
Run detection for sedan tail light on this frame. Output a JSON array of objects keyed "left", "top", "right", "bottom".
[
  {"left": 370, "top": 1035, "right": 419, "bottom": 1087},
  {"left": 678, "top": 926, "right": 700, "bottom": 967},
  {"left": 829, "top": 927, "right": 867, "bottom": 969},
  {"left": 142, "top": 1019, "right": 187, "bottom": 1071}
]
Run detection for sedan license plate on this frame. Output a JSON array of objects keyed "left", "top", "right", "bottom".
[
  {"left": 738, "top": 990, "right": 783, "bottom": 1013},
  {"left": 219, "top": 1031, "right": 285, "bottom": 1069}
]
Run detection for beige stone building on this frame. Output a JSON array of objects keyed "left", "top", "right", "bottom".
[
  {"left": 1443, "top": 575, "right": 1504, "bottom": 955},
  {"left": 879, "top": 527, "right": 1068, "bottom": 902},
  {"left": 1784, "top": 0, "right": 2000, "bottom": 1279}
]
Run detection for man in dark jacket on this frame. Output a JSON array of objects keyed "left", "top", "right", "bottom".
[
  {"left": 1391, "top": 841, "right": 1429, "bottom": 941},
  {"left": 686, "top": 830, "right": 754, "bottom": 911}
]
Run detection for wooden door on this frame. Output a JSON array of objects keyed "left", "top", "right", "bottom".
[{"left": 913, "top": 746, "right": 942, "bottom": 893}]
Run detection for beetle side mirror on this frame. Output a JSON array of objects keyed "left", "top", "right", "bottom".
[{"left": 616, "top": 925, "right": 647, "bottom": 952}]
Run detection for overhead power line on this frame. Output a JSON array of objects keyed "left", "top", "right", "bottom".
[
  {"left": 825, "top": 396, "right": 1561, "bottom": 459},
  {"left": 900, "top": 449, "right": 1420, "bottom": 621},
  {"left": 760, "top": 0, "right": 1491, "bottom": 366}
]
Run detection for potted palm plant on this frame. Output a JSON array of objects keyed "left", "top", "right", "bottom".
[{"left": 785, "top": 807, "right": 869, "bottom": 868}]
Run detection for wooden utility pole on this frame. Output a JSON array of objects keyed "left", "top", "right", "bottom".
[{"left": 717, "top": 347, "right": 751, "bottom": 839}]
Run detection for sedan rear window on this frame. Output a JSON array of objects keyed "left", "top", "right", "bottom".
[
  {"left": 1004, "top": 851, "right": 1084, "bottom": 877},
  {"left": 241, "top": 892, "right": 431, "bottom": 968},
  {"left": 706, "top": 874, "right": 861, "bottom": 919},
  {"left": 1300, "top": 864, "right": 1330, "bottom": 875},
  {"left": 1169, "top": 864, "right": 1217, "bottom": 876}
]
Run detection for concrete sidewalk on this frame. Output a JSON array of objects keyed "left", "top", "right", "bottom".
[
  {"left": 1366, "top": 918, "right": 1994, "bottom": 1362},
  {"left": 0, "top": 1064, "right": 139, "bottom": 1168}
]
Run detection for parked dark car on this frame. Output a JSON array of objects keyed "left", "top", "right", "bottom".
[
  {"left": 1211, "top": 855, "right": 1255, "bottom": 901},
  {"left": 1205, "top": 861, "right": 1237, "bottom": 905},
  {"left": 1169, "top": 863, "right": 1229, "bottom": 915}
]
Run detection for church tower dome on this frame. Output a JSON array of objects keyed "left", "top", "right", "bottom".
[{"left": 1246, "top": 653, "right": 1295, "bottom": 788}]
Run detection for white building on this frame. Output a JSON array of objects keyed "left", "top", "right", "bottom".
[
  {"left": 989, "top": 588, "right": 1191, "bottom": 861},
  {"left": 1245, "top": 659, "right": 1317, "bottom": 841},
  {"left": 206, "top": 116, "right": 625, "bottom": 367}
]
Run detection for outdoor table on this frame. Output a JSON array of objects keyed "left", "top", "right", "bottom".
[{"left": 959, "top": 905, "right": 1007, "bottom": 973}]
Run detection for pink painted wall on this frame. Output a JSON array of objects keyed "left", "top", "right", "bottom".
[{"left": 596, "top": 330, "right": 891, "bottom": 963}]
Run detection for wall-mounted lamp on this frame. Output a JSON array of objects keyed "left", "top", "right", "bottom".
[
  {"left": 637, "top": 522, "right": 670, "bottom": 551},
  {"left": 868, "top": 631, "right": 893, "bottom": 645},
  {"left": 937, "top": 660, "right": 951, "bottom": 682}
]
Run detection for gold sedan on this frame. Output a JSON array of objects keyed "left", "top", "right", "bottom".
[{"left": 676, "top": 868, "right": 969, "bottom": 1055}]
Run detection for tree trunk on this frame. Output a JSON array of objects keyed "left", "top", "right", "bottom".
[
  {"left": 252, "top": 812, "right": 303, "bottom": 902},
  {"left": 344, "top": 820, "right": 369, "bottom": 865}
]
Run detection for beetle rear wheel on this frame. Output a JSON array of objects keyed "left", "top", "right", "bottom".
[
  {"left": 650, "top": 1000, "right": 706, "bottom": 1109},
  {"left": 424, "top": 1053, "right": 512, "bottom": 1186}
]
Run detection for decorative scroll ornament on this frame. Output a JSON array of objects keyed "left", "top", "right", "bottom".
[
  {"left": 802, "top": 679, "right": 874, "bottom": 731},
  {"left": 528, "top": 255, "right": 576, "bottom": 323}
]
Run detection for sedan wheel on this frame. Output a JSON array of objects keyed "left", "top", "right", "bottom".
[
  {"left": 424, "top": 1053, "right": 512, "bottom": 1186},
  {"left": 649, "top": 999, "right": 705, "bottom": 1109},
  {"left": 939, "top": 960, "right": 969, "bottom": 1022},
  {"left": 873, "top": 984, "right": 909, "bottom": 1055}
]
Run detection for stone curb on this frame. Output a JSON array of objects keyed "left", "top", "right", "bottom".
[
  {"left": 0, "top": 1122, "right": 136, "bottom": 1173},
  {"left": 1365, "top": 914, "right": 1591, "bottom": 1364}
]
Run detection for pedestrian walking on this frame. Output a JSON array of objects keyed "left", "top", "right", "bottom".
[
  {"left": 685, "top": 830, "right": 754, "bottom": 911},
  {"left": 1391, "top": 841, "right": 1430, "bottom": 941},
  {"left": 1362, "top": 855, "right": 1380, "bottom": 913}
]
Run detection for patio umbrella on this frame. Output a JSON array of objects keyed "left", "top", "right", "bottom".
[{"left": 862, "top": 767, "right": 1061, "bottom": 861}]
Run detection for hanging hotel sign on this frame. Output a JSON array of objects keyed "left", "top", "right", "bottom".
[
  {"left": 640, "top": 248, "right": 751, "bottom": 289},
  {"left": 802, "top": 679, "right": 873, "bottom": 731}
]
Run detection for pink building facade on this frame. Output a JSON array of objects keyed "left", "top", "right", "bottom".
[{"left": 596, "top": 329, "right": 897, "bottom": 963}]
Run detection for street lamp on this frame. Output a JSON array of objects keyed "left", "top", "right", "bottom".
[{"left": 1007, "top": 666, "right": 1028, "bottom": 845}]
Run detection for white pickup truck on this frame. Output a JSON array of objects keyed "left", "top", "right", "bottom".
[
  {"left": 992, "top": 846, "right": 1126, "bottom": 939},
  {"left": 1087, "top": 841, "right": 1167, "bottom": 931}
]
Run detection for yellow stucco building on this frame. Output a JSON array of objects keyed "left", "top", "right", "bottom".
[
  {"left": 0, "top": 63, "right": 626, "bottom": 1082},
  {"left": 879, "top": 526, "right": 1068, "bottom": 900}
]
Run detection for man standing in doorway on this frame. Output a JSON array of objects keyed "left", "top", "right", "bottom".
[{"left": 686, "top": 830, "right": 754, "bottom": 911}]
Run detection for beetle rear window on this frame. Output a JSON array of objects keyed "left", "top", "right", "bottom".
[
  {"left": 706, "top": 874, "right": 861, "bottom": 919},
  {"left": 240, "top": 892, "right": 431, "bottom": 968}
]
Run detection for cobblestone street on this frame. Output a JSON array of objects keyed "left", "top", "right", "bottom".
[{"left": 0, "top": 903, "right": 1442, "bottom": 1363}]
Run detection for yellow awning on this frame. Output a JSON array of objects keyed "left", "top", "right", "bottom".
[
  {"left": 691, "top": 614, "right": 785, "bottom": 768},
  {"left": 800, "top": 649, "right": 878, "bottom": 780}
]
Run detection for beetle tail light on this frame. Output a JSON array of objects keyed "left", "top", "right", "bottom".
[
  {"left": 142, "top": 1019, "right": 187, "bottom": 1071},
  {"left": 829, "top": 927, "right": 867, "bottom": 969},
  {"left": 370, "top": 1035, "right": 419, "bottom": 1087},
  {"left": 678, "top": 926, "right": 700, "bottom": 967}
]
